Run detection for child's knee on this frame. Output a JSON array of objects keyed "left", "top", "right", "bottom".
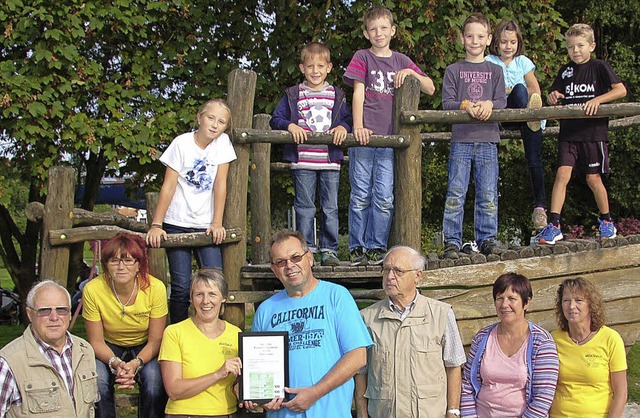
[{"left": 586, "top": 173, "right": 604, "bottom": 188}]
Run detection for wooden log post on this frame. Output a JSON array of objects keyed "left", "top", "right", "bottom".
[
  {"left": 145, "top": 192, "right": 167, "bottom": 285},
  {"left": 391, "top": 76, "right": 422, "bottom": 250},
  {"left": 40, "top": 166, "right": 75, "bottom": 287},
  {"left": 250, "top": 114, "right": 272, "bottom": 264},
  {"left": 223, "top": 69, "right": 257, "bottom": 329}
]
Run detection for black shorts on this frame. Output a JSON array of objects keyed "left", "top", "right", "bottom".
[{"left": 557, "top": 141, "right": 609, "bottom": 174}]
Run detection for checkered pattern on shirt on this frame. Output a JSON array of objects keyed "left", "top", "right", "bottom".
[
  {"left": 34, "top": 331, "right": 75, "bottom": 400},
  {"left": 0, "top": 330, "right": 75, "bottom": 416}
]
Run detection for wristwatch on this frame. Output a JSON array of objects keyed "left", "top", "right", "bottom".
[{"left": 447, "top": 409, "right": 461, "bottom": 417}]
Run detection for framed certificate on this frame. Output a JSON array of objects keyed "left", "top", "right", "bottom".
[{"left": 238, "top": 331, "right": 289, "bottom": 403}]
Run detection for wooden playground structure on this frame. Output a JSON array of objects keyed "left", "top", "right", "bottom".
[{"left": 33, "top": 69, "right": 640, "bottom": 350}]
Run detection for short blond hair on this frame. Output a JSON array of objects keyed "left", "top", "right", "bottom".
[
  {"left": 364, "top": 6, "right": 394, "bottom": 28},
  {"left": 565, "top": 23, "right": 595, "bottom": 44},
  {"left": 300, "top": 42, "right": 331, "bottom": 64}
]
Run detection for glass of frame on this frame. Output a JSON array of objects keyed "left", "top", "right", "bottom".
[{"left": 238, "top": 331, "right": 289, "bottom": 403}]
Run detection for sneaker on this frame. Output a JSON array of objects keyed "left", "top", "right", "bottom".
[
  {"left": 443, "top": 243, "right": 460, "bottom": 260},
  {"left": 350, "top": 247, "right": 368, "bottom": 266},
  {"left": 536, "top": 223, "right": 563, "bottom": 245},
  {"left": 320, "top": 252, "right": 340, "bottom": 267},
  {"left": 367, "top": 249, "right": 386, "bottom": 266},
  {"left": 480, "top": 239, "right": 497, "bottom": 255},
  {"left": 461, "top": 241, "right": 479, "bottom": 254},
  {"left": 532, "top": 207, "right": 548, "bottom": 230},
  {"left": 527, "top": 93, "right": 542, "bottom": 132},
  {"left": 598, "top": 219, "right": 617, "bottom": 240}
]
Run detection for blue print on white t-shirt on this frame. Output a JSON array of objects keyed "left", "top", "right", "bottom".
[{"left": 185, "top": 158, "right": 213, "bottom": 191}]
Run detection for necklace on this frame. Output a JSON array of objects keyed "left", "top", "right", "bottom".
[
  {"left": 570, "top": 330, "right": 593, "bottom": 345},
  {"left": 111, "top": 277, "right": 137, "bottom": 319}
]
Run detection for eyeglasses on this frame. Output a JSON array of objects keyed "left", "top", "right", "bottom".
[
  {"left": 271, "top": 250, "right": 309, "bottom": 268},
  {"left": 382, "top": 266, "right": 421, "bottom": 277},
  {"left": 107, "top": 257, "right": 138, "bottom": 266},
  {"left": 30, "top": 306, "right": 71, "bottom": 317}
]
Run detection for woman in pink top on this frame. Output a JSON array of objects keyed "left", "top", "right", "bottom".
[{"left": 461, "top": 273, "right": 559, "bottom": 417}]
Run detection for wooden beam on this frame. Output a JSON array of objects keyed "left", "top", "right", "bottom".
[
  {"left": 145, "top": 192, "right": 167, "bottom": 285},
  {"left": 233, "top": 129, "right": 409, "bottom": 148},
  {"left": 222, "top": 69, "right": 257, "bottom": 329},
  {"left": 391, "top": 76, "right": 422, "bottom": 249},
  {"left": 419, "top": 244, "right": 640, "bottom": 288},
  {"left": 403, "top": 102, "right": 640, "bottom": 125},
  {"left": 26, "top": 202, "right": 147, "bottom": 232},
  {"left": 48, "top": 225, "right": 243, "bottom": 246},
  {"left": 250, "top": 114, "right": 272, "bottom": 264},
  {"left": 39, "top": 167, "right": 75, "bottom": 286},
  {"left": 420, "top": 115, "right": 640, "bottom": 142}
]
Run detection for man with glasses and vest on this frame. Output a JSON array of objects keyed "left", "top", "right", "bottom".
[
  {"left": 355, "top": 246, "right": 466, "bottom": 418},
  {"left": 244, "top": 229, "right": 373, "bottom": 418},
  {"left": 0, "top": 280, "right": 99, "bottom": 417}
]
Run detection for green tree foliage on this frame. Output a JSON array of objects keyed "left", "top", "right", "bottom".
[
  {"left": 0, "top": 0, "right": 637, "bottom": 287},
  {"left": 0, "top": 0, "right": 264, "bottom": 291}
]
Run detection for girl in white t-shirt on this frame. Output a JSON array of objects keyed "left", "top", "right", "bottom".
[
  {"left": 146, "top": 99, "right": 237, "bottom": 323},
  {"left": 486, "top": 19, "right": 547, "bottom": 231}
]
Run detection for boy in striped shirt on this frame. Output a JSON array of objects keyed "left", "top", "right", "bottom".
[{"left": 270, "top": 42, "right": 353, "bottom": 266}]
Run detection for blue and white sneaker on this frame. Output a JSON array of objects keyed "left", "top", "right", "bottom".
[
  {"left": 598, "top": 219, "right": 617, "bottom": 240},
  {"left": 536, "top": 223, "right": 563, "bottom": 245}
]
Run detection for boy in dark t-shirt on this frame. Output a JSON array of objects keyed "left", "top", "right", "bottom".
[{"left": 536, "top": 23, "right": 627, "bottom": 245}]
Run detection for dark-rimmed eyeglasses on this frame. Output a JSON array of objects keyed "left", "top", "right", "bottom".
[
  {"left": 30, "top": 306, "right": 71, "bottom": 317},
  {"left": 382, "top": 266, "right": 420, "bottom": 277},
  {"left": 107, "top": 257, "right": 137, "bottom": 266},
  {"left": 271, "top": 250, "right": 309, "bottom": 268}
]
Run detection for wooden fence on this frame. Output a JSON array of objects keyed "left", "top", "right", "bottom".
[{"left": 36, "top": 69, "right": 640, "bottom": 348}]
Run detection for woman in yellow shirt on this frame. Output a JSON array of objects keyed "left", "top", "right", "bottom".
[
  {"left": 550, "top": 277, "right": 627, "bottom": 418},
  {"left": 82, "top": 233, "right": 168, "bottom": 418},
  {"left": 159, "top": 269, "right": 242, "bottom": 417}
]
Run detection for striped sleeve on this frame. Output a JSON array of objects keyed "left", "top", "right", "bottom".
[
  {"left": 460, "top": 330, "right": 485, "bottom": 417},
  {"left": 524, "top": 326, "right": 559, "bottom": 418}
]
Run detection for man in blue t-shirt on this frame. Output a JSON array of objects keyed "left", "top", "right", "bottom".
[{"left": 244, "top": 229, "right": 373, "bottom": 418}]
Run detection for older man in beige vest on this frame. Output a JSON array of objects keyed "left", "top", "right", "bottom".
[
  {"left": 355, "top": 246, "right": 466, "bottom": 418},
  {"left": 0, "top": 280, "right": 98, "bottom": 417}
]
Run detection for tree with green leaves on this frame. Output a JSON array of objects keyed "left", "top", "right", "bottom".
[
  {"left": 1, "top": 0, "right": 637, "bottom": 299},
  {"left": 0, "top": 0, "right": 264, "bottom": 297}
]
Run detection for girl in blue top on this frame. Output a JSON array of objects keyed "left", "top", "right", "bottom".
[{"left": 486, "top": 19, "right": 547, "bottom": 231}]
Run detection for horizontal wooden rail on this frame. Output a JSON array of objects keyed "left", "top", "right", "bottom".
[
  {"left": 26, "top": 202, "right": 148, "bottom": 231},
  {"left": 226, "top": 289, "right": 386, "bottom": 304},
  {"left": 402, "top": 102, "right": 640, "bottom": 125},
  {"left": 48, "top": 225, "right": 243, "bottom": 247},
  {"left": 232, "top": 129, "right": 409, "bottom": 148},
  {"left": 420, "top": 114, "right": 640, "bottom": 142}
]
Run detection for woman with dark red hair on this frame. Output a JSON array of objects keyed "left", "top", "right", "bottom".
[{"left": 82, "top": 233, "right": 168, "bottom": 418}]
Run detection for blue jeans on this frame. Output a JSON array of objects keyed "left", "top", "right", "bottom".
[
  {"left": 164, "top": 223, "right": 221, "bottom": 323},
  {"left": 348, "top": 147, "right": 394, "bottom": 251},
  {"left": 292, "top": 169, "right": 340, "bottom": 253},
  {"left": 95, "top": 341, "right": 167, "bottom": 418},
  {"left": 443, "top": 142, "right": 499, "bottom": 249},
  {"left": 506, "top": 84, "right": 546, "bottom": 208}
]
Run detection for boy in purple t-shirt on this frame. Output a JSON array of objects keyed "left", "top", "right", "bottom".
[
  {"left": 441, "top": 13, "right": 507, "bottom": 260},
  {"left": 343, "top": 6, "right": 435, "bottom": 266}
]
